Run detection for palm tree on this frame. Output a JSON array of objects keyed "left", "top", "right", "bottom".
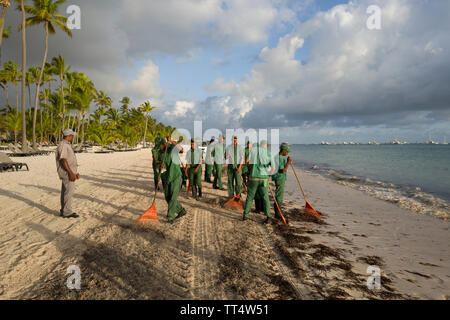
[
  {"left": 4, "top": 60, "right": 19, "bottom": 113},
  {"left": 1, "top": 106, "right": 21, "bottom": 144},
  {"left": 26, "top": 66, "right": 38, "bottom": 113},
  {"left": 91, "top": 125, "right": 114, "bottom": 152},
  {"left": 26, "top": 1, "right": 72, "bottom": 148},
  {"left": 0, "top": 0, "right": 10, "bottom": 63},
  {"left": 70, "top": 78, "right": 94, "bottom": 145},
  {"left": 51, "top": 55, "right": 70, "bottom": 138},
  {"left": 16, "top": 0, "right": 28, "bottom": 151},
  {"left": 95, "top": 90, "right": 111, "bottom": 113},
  {"left": 139, "top": 100, "right": 156, "bottom": 148},
  {"left": 119, "top": 96, "right": 130, "bottom": 114},
  {"left": 105, "top": 107, "right": 121, "bottom": 130},
  {"left": 0, "top": 25, "right": 10, "bottom": 63}
]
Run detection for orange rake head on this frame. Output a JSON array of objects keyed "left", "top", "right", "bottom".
[
  {"left": 223, "top": 194, "right": 244, "bottom": 211},
  {"left": 135, "top": 202, "right": 159, "bottom": 224},
  {"left": 304, "top": 200, "right": 321, "bottom": 219}
]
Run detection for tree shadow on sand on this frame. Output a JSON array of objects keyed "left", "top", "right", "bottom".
[
  {"left": 0, "top": 187, "right": 60, "bottom": 216},
  {"left": 23, "top": 222, "right": 195, "bottom": 300}
]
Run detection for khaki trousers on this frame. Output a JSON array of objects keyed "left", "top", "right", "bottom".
[{"left": 60, "top": 178, "right": 75, "bottom": 217}]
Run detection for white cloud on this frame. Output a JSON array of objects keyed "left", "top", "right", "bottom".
[
  {"left": 118, "top": 0, "right": 293, "bottom": 57},
  {"left": 128, "top": 60, "right": 163, "bottom": 101},
  {"left": 166, "top": 101, "right": 195, "bottom": 117},
  {"left": 199, "top": 0, "right": 450, "bottom": 129}
]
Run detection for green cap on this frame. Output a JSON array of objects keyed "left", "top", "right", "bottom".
[
  {"left": 280, "top": 143, "right": 291, "bottom": 152},
  {"left": 191, "top": 138, "right": 195, "bottom": 143},
  {"left": 155, "top": 136, "right": 165, "bottom": 147},
  {"left": 233, "top": 135, "right": 238, "bottom": 139}
]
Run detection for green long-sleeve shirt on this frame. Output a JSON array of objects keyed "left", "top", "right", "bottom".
[
  {"left": 272, "top": 153, "right": 287, "bottom": 181},
  {"left": 161, "top": 144, "right": 182, "bottom": 183},
  {"left": 248, "top": 146, "right": 274, "bottom": 179}
]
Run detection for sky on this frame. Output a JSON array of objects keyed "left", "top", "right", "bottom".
[{"left": 1, "top": 0, "right": 450, "bottom": 143}]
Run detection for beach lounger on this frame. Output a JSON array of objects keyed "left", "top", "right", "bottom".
[
  {"left": 0, "top": 152, "right": 29, "bottom": 172},
  {"left": 7, "top": 143, "right": 51, "bottom": 157}
]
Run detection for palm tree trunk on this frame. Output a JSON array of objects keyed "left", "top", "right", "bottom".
[
  {"left": 28, "top": 85, "right": 31, "bottom": 117},
  {"left": 15, "top": 83, "right": 18, "bottom": 114},
  {"left": 20, "top": 0, "right": 27, "bottom": 152},
  {"left": 0, "top": 6, "right": 7, "bottom": 65},
  {"left": 143, "top": 117, "right": 148, "bottom": 148},
  {"left": 81, "top": 114, "right": 86, "bottom": 145},
  {"left": 5, "top": 83, "right": 8, "bottom": 110},
  {"left": 61, "top": 74, "right": 65, "bottom": 129},
  {"left": 32, "top": 22, "right": 48, "bottom": 149}
]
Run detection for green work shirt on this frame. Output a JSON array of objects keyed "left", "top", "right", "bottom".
[
  {"left": 205, "top": 143, "right": 215, "bottom": 165},
  {"left": 242, "top": 147, "right": 250, "bottom": 174},
  {"left": 186, "top": 148, "right": 202, "bottom": 166},
  {"left": 213, "top": 142, "right": 225, "bottom": 164},
  {"left": 272, "top": 153, "right": 287, "bottom": 181},
  {"left": 152, "top": 147, "right": 159, "bottom": 168},
  {"left": 226, "top": 144, "right": 244, "bottom": 168},
  {"left": 249, "top": 146, "right": 274, "bottom": 179},
  {"left": 161, "top": 144, "right": 182, "bottom": 183}
]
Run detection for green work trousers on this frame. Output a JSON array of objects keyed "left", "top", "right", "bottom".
[
  {"left": 273, "top": 177, "right": 286, "bottom": 218},
  {"left": 227, "top": 165, "right": 242, "bottom": 198},
  {"left": 205, "top": 164, "right": 213, "bottom": 182},
  {"left": 213, "top": 163, "right": 223, "bottom": 189},
  {"left": 244, "top": 179, "right": 271, "bottom": 218},
  {"left": 164, "top": 176, "right": 184, "bottom": 222},
  {"left": 189, "top": 166, "right": 202, "bottom": 187}
]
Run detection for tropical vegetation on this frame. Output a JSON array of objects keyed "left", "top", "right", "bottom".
[{"left": 0, "top": 0, "right": 175, "bottom": 151}]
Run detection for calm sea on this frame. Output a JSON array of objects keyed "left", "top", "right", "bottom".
[{"left": 289, "top": 144, "right": 450, "bottom": 219}]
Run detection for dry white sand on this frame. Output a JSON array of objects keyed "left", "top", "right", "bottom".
[{"left": 0, "top": 149, "right": 448, "bottom": 299}]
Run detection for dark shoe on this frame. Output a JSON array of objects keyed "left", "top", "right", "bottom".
[
  {"left": 263, "top": 217, "right": 272, "bottom": 224},
  {"left": 63, "top": 213, "right": 79, "bottom": 219},
  {"left": 168, "top": 219, "right": 175, "bottom": 224},
  {"left": 198, "top": 188, "right": 202, "bottom": 198},
  {"left": 176, "top": 208, "right": 187, "bottom": 219},
  {"left": 242, "top": 215, "right": 248, "bottom": 221}
]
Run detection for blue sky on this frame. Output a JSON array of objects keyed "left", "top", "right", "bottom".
[
  {"left": 2, "top": 0, "right": 449, "bottom": 143},
  {"left": 133, "top": 0, "right": 347, "bottom": 104}
]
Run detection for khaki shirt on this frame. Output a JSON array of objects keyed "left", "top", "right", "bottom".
[{"left": 56, "top": 140, "right": 78, "bottom": 179}]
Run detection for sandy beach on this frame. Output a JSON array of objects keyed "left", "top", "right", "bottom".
[{"left": 0, "top": 149, "right": 448, "bottom": 299}]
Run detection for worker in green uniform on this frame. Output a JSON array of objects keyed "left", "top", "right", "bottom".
[
  {"left": 213, "top": 134, "right": 225, "bottom": 190},
  {"left": 247, "top": 142, "right": 263, "bottom": 214},
  {"left": 152, "top": 136, "right": 164, "bottom": 190},
  {"left": 160, "top": 136, "right": 187, "bottom": 224},
  {"left": 225, "top": 136, "right": 244, "bottom": 198},
  {"left": 272, "top": 143, "right": 292, "bottom": 219},
  {"left": 204, "top": 138, "right": 215, "bottom": 183},
  {"left": 242, "top": 141, "right": 251, "bottom": 186},
  {"left": 243, "top": 140, "right": 275, "bottom": 224},
  {"left": 185, "top": 139, "right": 203, "bottom": 200}
]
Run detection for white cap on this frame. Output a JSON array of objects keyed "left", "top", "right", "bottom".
[{"left": 63, "top": 129, "right": 77, "bottom": 136}]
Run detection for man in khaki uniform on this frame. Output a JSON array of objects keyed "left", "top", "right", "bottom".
[{"left": 56, "top": 129, "right": 80, "bottom": 218}]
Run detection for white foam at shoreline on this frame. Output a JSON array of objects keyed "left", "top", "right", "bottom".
[{"left": 305, "top": 165, "right": 449, "bottom": 220}]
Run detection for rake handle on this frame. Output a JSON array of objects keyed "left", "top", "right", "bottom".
[
  {"left": 290, "top": 162, "right": 307, "bottom": 201},
  {"left": 268, "top": 183, "right": 287, "bottom": 225}
]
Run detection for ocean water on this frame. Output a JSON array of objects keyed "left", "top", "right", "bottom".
[{"left": 289, "top": 144, "right": 450, "bottom": 219}]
